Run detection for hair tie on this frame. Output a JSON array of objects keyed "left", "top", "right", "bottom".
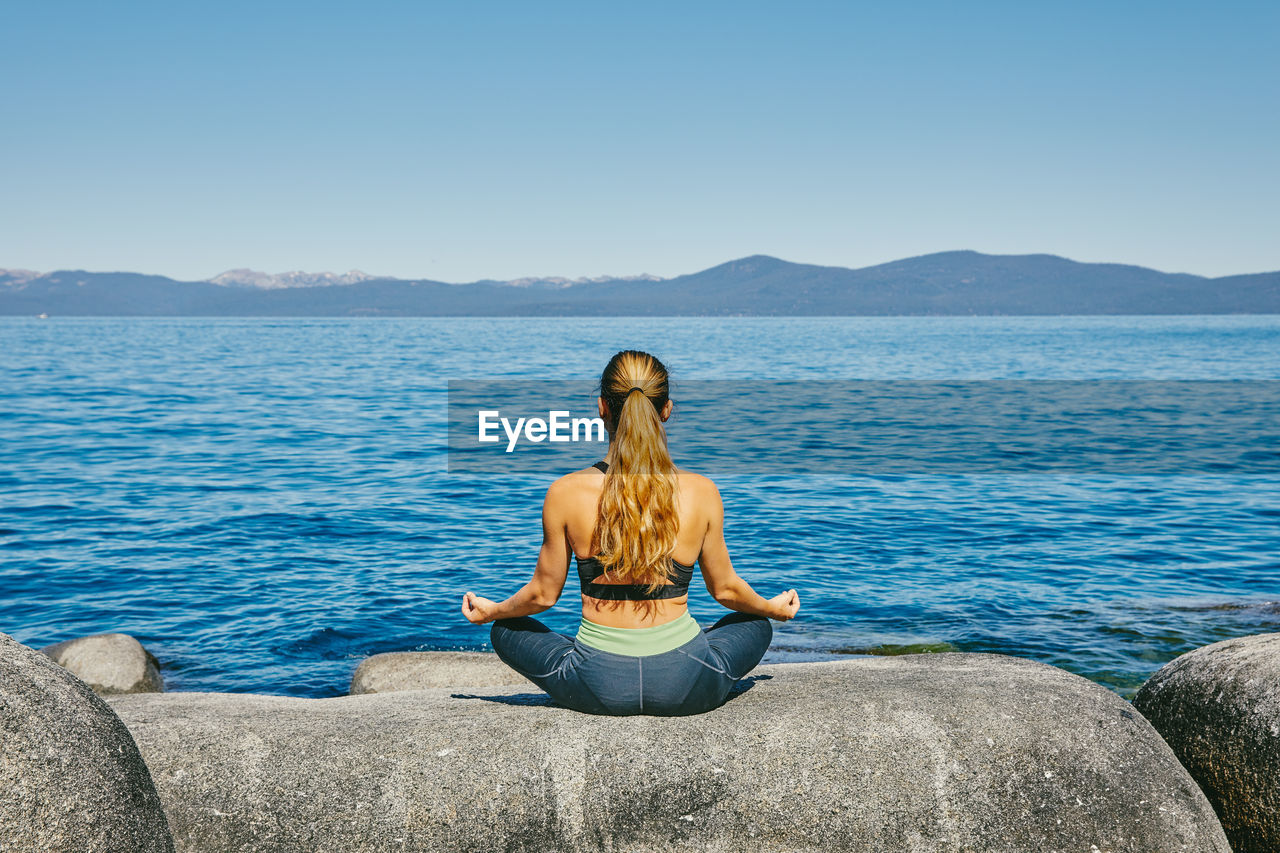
[{"left": 627, "top": 385, "right": 645, "bottom": 395}]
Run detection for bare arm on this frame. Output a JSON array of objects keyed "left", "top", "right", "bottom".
[
  {"left": 696, "top": 479, "right": 800, "bottom": 621},
  {"left": 462, "top": 481, "right": 570, "bottom": 624}
]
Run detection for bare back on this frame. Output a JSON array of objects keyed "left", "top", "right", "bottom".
[{"left": 547, "top": 463, "right": 729, "bottom": 628}]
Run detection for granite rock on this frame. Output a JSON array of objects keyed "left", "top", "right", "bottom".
[
  {"left": 0, "top": 632, "right": 174, "bottom": 853},
  {"left": 1134, "top": 631, "right": 1280, "bottom": 853},
  {"left": 350, "top": 650, "right": 534, "bottom": 694},
  {"left": 40, "top": 632, "right": 164, "bottom": 695},
  {"left": 110, "top": 653, "right": 1227, "bottom": 852}
]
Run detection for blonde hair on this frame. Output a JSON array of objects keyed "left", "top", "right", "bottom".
[{"left": 592, "top": 350, "right": 680, "bottom": 593}]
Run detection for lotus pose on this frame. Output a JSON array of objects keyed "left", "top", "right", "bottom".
[{"left": 462, "top": 350, "right": 800, "bottom": 716}]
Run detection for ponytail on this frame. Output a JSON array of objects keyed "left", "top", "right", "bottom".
[{"left": 593, "top": 351, "right": 679, "bottom": 593}]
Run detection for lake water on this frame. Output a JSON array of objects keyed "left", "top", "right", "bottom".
[{"left": 2, "top": 315, "right": 1278, "bottom": 698}]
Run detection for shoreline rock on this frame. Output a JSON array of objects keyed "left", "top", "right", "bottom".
[
  {"left": 1134, "top": 632, "right": 1280, "bottom": 853},
  {"left": 349, "top": 650, "right": 533, "bottom": 694},
  {"left": 1, "top": 633, "right": 174, "bottom": 852},
  {"left": 111, "top": 653, "right": 1229, "bottom": 852},
  {"left": 40, "top": 632, "right": 164, "bottom": 695}
]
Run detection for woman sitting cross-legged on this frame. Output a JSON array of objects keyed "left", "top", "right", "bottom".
[{"left": 461, "top": 349, "right": 800, "bottom": 716}]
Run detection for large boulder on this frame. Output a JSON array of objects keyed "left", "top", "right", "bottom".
[
  {"left": 350, "top": 650, "right": 533, "bottom": 694},
  {"left": 0, "top": 632, "right": 174, "bottom": 853},
  {"left": 1134, "top": 631, "right": 1280, "bottom": 853},
  {"left": 40, "top": 632, "right": 164, "bottom": 695},
  {"left": 109, "top": 653, "right": 1228, "bottom": 853}
]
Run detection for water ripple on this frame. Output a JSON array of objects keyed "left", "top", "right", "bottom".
[{"left": 2, "top": 316, "right": 1278, "bottom": 697}]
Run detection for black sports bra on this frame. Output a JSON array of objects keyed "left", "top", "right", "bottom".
[{"left": 575, "top": 460, "right": 696, "bottom": 602}]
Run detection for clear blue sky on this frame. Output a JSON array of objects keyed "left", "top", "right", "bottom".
[{"left": 3, "top": 0, "right": 1277, "bottom": 281}]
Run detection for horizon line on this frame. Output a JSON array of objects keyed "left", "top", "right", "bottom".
[{"left": 5, "top": 249, "right": 1280, "bottom": 286}]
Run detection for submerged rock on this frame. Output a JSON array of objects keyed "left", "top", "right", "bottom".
[
  {"left": 40, "top": 632, "right": 164, "bottom": 695},
  {"left": 1134, "top": 632, "right": 1280, "bottom": 853},
  {"left": 349, "top": 650, "right": 533, "bottom": 694},
  {"left": 0, "top": 633, "right": 174, "bottom": 853},
  {"left": 110, "top": 654, "right": 1227, "bottom": 853}
]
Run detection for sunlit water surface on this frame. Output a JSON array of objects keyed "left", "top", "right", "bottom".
[{"left": 2, "top": 315, "right": 1278, "bottom": 697}]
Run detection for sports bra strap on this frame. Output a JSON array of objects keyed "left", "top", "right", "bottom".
[
  {"left": 576, "top": 554, "right": 695, "bottom": 601},
  {"left": 580, "top": 579, "right": 690, "bottom": 601}
]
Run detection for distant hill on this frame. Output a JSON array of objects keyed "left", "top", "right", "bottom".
[{"left": 2, "top": 252, "right": 1277, "bottom": 316}]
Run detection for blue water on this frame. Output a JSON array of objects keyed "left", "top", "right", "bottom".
[{"left": 2, "top": 316, "right": 1278, "bottom": 698}]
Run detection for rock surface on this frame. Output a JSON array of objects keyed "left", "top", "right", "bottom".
[
  {"left": 40, "top": 632, "right": 164, "bottom": 695},
  {"left": 0, "top": 632, "right": 174, "bottom": 853},
  {"left": 110, "top": 653, "right": 1228, "bottom": 853},
  {"left": 349, "top": 650, "right": 533, "bottom": 694},
  {"left": 1134, "top": 631, "right": 1280, "bottom": 853}
]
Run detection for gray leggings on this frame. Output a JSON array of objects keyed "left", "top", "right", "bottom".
[{"left": 490, "top": 612, "right": 773, "bottom": 716}]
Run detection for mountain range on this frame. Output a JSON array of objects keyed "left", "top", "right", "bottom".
[{"left": 2, "top": 251, "right": 1277, "bottom": 316}]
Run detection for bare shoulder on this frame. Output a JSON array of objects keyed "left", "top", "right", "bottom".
[
  {"left": 546, "top": 466, "right": 605, "bottom": 503},
  {"left": 675, "top": 468, "right": 722, "bottom": 501}
]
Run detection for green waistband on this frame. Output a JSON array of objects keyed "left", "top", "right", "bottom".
[{"left": 576, "top": 610, "right": 702, "bottom": 656}]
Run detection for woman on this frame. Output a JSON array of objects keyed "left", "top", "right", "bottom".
[{"left": 461, "top": 350, "right": 800, "bottom": 716}]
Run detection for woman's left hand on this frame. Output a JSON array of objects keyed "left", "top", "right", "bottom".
[{"left": 461, "top": 591, "right": 498, "bottom": 624}]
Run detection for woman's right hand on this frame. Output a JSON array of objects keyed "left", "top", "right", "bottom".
[
  {"left": 768, "top": 589, "right": 800, "bottom": 621},
  {"left": 462, "top": 591, "right": 499, "bottom": 625}
]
